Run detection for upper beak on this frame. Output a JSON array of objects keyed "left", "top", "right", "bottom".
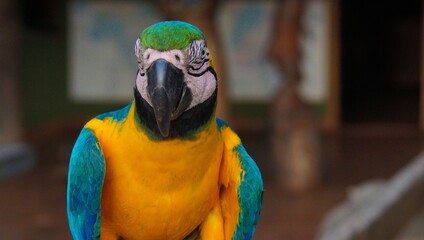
[{"left": 146, "top": 59, "right": 192, "bottom": 137}]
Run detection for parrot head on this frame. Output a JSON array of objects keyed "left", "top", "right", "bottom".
[{"left": 134, "top": 21, "right": 217, "bottom": 139}]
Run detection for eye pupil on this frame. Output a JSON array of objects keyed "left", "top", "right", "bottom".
[
  {"left": 146, "top": 54, "right": 150, "bottom": 60},
  {"left": 175, "top": 55, "right": 181, "bottom": 61}
]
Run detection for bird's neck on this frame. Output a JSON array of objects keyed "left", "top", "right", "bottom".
[{"left": 133, "top": 87, "right": 217, "bottom": 140}]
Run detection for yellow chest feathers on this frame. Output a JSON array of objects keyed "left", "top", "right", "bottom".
[{"left": 86, "top": 113, "right": 224, "bottom": 239}]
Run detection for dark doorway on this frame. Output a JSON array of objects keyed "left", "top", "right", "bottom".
[{"left": 340, "top": 1, "right": 421, "bottom": 124}]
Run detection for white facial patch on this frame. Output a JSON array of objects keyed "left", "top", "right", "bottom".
[
  {"left": 135, "top": 70, "right": 150, "bottom": 106},
  {"left": 185, "top": 72, "right": 216, "bottom": 109},
  {"left": 134, "top": 39, "right": 217, "bottom": 111}
]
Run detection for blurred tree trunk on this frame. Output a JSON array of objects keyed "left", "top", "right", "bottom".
[
  {"left": 0, "top": 0, "right": 22, "bottom": 145},
  {"left": 269, "top": 0, "right": 321, "bottom": 193},
  {"left": 156, "top": 0, "right": 230, "bottom": 122}
]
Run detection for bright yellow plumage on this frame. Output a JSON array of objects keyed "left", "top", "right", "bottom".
[{"left": 84, "top": 102, "right": 236, "bottom": 239}]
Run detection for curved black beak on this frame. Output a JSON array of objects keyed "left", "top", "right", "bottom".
[{"left": 146, "top": 59, "right": 192, "bottom": 137}]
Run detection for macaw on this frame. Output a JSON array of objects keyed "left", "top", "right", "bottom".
[{"left": 67, "top": 21, "right": 263, "bottom": 240}]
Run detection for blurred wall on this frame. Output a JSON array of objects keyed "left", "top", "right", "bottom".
[
  {"left": 0, "top": 0, "right": 22, "bottom": 144},
  {"left": 19, "top": 0, "right": 132, "bottom": 131},
  {"left": 19, "top": 0, "right": 283, "bottom": 134}
]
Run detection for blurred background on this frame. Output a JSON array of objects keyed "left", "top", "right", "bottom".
[{"left": 1, "top": 0, "right": 424, "bottom": 239}]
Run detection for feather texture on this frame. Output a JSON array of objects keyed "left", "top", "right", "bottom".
[
  {"left": 66, "top": 20, "right": 263, "bottom": 239},
  {"left": 217, "top": 119, "right": 263, "bottom": 240},
  {"left": 67, "top": 128, "right": 106, "bottom": 240},
  {"left": 141, "top": 21, "right": 205, "bottom": 51}
]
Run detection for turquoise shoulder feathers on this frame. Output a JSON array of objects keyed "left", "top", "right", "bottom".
[
  {"left": 67, "top": 128, "right": 105, "bottom": 240},
  {"left": 233, "top": 144, "right": 263, "bottom": 239},
  {"left": 96, "top": 102, "right": 132, "bottom": 122},
  {"left": 216, "top": 118, "right": 264, "bottom": 240},
  {"left": 216, "top": 118, "right": 228, "bottom": 131},
  {"left": 67, "top": 103, "right": 133, "bottom": 239}
]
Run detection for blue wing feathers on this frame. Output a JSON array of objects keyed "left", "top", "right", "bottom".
[
  {"left": 234, "top": 144, "right": 263, "bottom": 240},
  {"left": 216, "top": 118, "right": 263, "bottom": 239},
  {"left": 67, "top": 128, "right": 105, "bottom": 240}
]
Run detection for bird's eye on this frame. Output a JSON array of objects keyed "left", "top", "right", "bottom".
[
  {"left": 175, "top": 55, "right": 181, "bottom": 62},
  {"left": 146, "top": 54, "right": 150, "bottom": 60}
]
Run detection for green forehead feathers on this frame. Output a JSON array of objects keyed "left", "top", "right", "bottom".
[{"left": 140, "top": 21, "right": 205, "bottom": 51}]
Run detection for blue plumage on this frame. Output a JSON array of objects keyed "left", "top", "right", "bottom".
[
  {"left": 67, "top": 128, "right": 105, "bottom": 240},
  {"left": 234, "top": 144, "right": 263, "bottom": 239},
  {"left": 95, "top": 102, "right": 132, "bottom": 122},
  {"left": 216, "top": 118, "right": 263, "bottom": 239}
]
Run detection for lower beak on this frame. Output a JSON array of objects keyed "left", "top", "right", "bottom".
[{"left": 146, "top": 59, "right": 192, "bottom": 137}]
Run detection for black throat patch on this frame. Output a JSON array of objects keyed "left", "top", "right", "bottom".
[{"left": 134, "top": 87, "right": 217, "bottom": 140}]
